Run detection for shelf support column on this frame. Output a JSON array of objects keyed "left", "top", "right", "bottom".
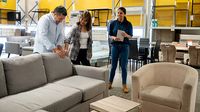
[
  {"left": 72, "top": 0, "right": 75, "bottom": 11},
  {"left": 145, "top": 0, "right": 153, "bottom": 41},
  {"left": 24, "top": 0, "right": 28, "bottom": 30},
  {"left": 112, "top": 0, "right": 115, "bottom": 19}
]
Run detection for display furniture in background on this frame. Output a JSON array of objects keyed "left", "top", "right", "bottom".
[
  {"left": 160, "top": 44, "right": 176, "bottom": 62},
  {"left": 191, "top": 0, "right": 200, "bottom": 26}
]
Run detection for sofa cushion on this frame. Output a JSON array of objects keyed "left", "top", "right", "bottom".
[
  {"left": 0, "top": 84, "right": 82, "bottom": 112},
  {"left": 0, "top": 60, "right": 8, "bottom": 98},
  {"left": 54, "top": 76, "right": 106, "bottom": 101},
  {"left": 2, "top": 54, "right": 47, "bottom": 95},
  {"left": 42, "top": 53, "right": 73, "bottom": 82},
  {"left": 141, "top": 85, "right": 181, "bottom": 109}
]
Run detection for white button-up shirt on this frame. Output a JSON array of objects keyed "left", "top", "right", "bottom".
[{"left": 33, "top": 13, "right": 65, "bottom": 53}]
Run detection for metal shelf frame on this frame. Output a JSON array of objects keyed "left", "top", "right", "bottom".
[
  {"left": 152, "top": 0, "right": 190, "bottom": 27},
  {"left": 191, "top": 0, "right": 200, "bottom": 27}
]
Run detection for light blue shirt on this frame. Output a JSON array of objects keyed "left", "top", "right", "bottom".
[{"left": 33, "top": 13, "right": 65, "bottom": 53}]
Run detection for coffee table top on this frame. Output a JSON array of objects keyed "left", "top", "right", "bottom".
[{"left": 90, "top": 95, "right": 140, "bottom": 112}]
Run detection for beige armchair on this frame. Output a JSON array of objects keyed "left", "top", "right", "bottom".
[{"left": 131, "top": 63, "right": 198, "bottom": 112}]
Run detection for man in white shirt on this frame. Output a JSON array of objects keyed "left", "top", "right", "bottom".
[{"left": 33, "top": 6, "right": 67, "bottom": 58}]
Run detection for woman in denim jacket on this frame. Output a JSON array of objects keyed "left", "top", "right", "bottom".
[
  {"left": 65, "top": 11, "right": 92, "bottom": 66},
  {"left": 108, "top": 7, "right": 133, "bottom": 93}
]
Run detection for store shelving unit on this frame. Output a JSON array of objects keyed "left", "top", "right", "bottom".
[
  {"left": 174, "top": 0, "right": 190, "bottom": 27},
  {"left": 152, "top": 1, "right": 176, "bottom": 27},
  {"left": 152, "top": 0, "right": 190, "bottom": 27},
  {"left": 87, "top": 8, "right": 112, "bottom": 26},
  {"left": 191, "top": 0, "right": 200, "bottom": 26},
  {"left": 152, "top": 26, "right": 200, "bottom": 30},
  {"left": 0, "top": 8, "right": 8, "bottom": 20},
  {"left": 30, "top": 8, "right": 50, "bottom": 24},
  {"left": 150, "top": 0, "right": 200, "bottom": 43},
  {"left": 0, "top": 8, "right": 21, "bottom": 24}
]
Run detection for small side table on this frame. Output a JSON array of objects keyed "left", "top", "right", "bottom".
[{"left": 90, "top": 95, "right": 140, "bottom": 112}]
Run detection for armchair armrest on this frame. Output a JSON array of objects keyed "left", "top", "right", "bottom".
[
  {"left": 131, "top": 65, "right": 155, "bottom": 102},
  {"left": 181, "top": 69, "right": 198, "bottom": 112},
  {"left": 73, "top": 65, "right": 109, "bottom": 83}
]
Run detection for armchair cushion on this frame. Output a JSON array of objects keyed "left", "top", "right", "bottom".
[{"left": 141, "top": 85, "right": 181, "bottom": 109}]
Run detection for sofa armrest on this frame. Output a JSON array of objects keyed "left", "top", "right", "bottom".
[
  {"left": 73, "top": 65, "right": 109, "bottom": 83},
  {"left": 131, "top": 65, "right": 155, "bottom": 102},
  {"left": 181, "top": 69, "right": 198, "bottom": 112}
]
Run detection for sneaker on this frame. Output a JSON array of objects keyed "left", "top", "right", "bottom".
[{"left": 123, "top": 84, "right": 129, "bottom": 93}]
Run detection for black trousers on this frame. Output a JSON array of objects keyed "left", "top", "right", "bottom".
[{"left": 71, "top": 49, "right": 91, "bottom": 66}]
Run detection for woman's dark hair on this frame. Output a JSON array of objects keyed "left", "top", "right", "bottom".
[
  {"left": 118, "top": 7, "right": 126, "bottom": 14},
  {"left": 77, "top": 11, "right": 92, "bottom": 31},
  {"left": 53, "top": 6, "right": 67, "bottom": 16}
]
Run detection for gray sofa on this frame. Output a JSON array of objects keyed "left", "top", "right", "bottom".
[{"left": 0, "top": 53, "right": 108, "bottom": 112}]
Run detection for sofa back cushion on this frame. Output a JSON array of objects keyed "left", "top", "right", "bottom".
[
  {"left": 0, "top": 60, "right": 8, "bottom": 98},
  {"left": 2, "top": 54, "right": 47, "bottom": 95},
  {"left": 42, "top": 53, "right": 73, "bottom": 82}
]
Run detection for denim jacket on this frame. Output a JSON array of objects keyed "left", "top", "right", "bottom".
[
  {"left": 109, "top": 17, "right": 133, "bottom": 45},
  {"left": 65, "top": 25, "right": 92, "bottom": 60}
]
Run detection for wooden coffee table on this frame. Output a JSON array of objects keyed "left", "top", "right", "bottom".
[{"left": 90, "top": 95, "right": 140, "bottom": 112}]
